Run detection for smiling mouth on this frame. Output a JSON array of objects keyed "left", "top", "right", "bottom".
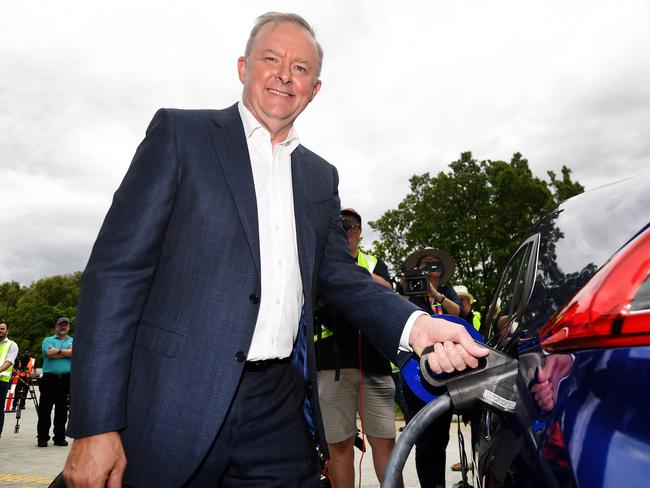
[{"left": 267, "top": 88, "right": 292, "bottom": 98}]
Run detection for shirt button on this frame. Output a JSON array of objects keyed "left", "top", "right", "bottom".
[
  {"left": 235, "top": 351, "right": 246, "bottom": 362},
  {"left": 249, "top": 294, "right": 260, "bottom": 304}
]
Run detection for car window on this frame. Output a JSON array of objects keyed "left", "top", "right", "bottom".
[{"left": 485, "top": 234, "right": 539, "bottom": 347}]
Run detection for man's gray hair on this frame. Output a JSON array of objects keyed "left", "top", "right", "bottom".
[{"left": 245, "top": 12, "right": 323, "bottom": 78}]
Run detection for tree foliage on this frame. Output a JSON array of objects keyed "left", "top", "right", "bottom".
[
  {"left": 0, "top": 280, "right": 26, "bottom": 322},
  {"left": 368, "top": 152, "right": 584, "bottom": 313},
  {"left": 1, "top": 273, "right": 81, "bottom": 364}
]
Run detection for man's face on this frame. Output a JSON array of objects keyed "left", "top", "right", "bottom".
[
  {"left": 238, "top": 21, "right": 321, "bottom": 136},
  {"left": 55, "top": 322, "right": 69, "bottom": 337},
  {"left": 0, "top": 323, "right": 7, "bottom": 340},
  {"left": 342, "top": 216, "right": 362, "bottom": 252}
]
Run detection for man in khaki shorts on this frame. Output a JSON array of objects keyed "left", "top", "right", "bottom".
[{"left": 315, "top": 208, "right": 400, "bottom": 487}]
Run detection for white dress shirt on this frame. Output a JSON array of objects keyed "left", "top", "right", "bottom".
[
  {"left": 238, "top": 102, "right": 304, "bottom": 361},
  {"left": 238, "top": 102, "right": 421, "bottom": 360}
]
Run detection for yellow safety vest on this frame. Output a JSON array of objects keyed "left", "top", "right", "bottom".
[
  {"left": 0, "top": 339, "right": 16, "bottom": 382},
  {"left": 472, "top": 311, "right": 481, "bottom": 331},
  {"left": 356, "top": 250, "right": 377, "bottom": 274}
]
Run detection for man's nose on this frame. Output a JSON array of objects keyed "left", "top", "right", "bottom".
[{"left": 276, "top": 62, "right": 291, "bottom": 84}]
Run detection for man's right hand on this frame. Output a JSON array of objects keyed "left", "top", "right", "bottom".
[
  {"left": 63, "top": 431, "right": 127, "bottom": 488},
  {"left": 409, "top": 314, "right": 488, "bottom": 374}
]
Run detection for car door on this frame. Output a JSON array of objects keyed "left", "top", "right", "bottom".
[{"left": 474, "top": 234, "right": 545, "bottom": 488}]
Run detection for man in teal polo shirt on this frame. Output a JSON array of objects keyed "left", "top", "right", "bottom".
[{"left": 37, "top": 317, "right": 73, "bottom": 447}]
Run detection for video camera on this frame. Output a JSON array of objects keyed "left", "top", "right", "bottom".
[{"left": 401, "top": 261, "right": 444, "bottom": 296}]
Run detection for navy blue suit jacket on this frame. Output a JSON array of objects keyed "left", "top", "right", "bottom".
[{"left": 68, "top": 104, "right": 419, "bottom": 485}]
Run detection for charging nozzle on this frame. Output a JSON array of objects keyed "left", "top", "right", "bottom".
[{"left": 419, "top": 342, "right": 519, "bottom": 415}]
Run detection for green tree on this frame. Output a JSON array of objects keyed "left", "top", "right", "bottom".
[
  {"left": 9, "top": 272, "right": 81, "bottom": 363},
  {"left": 548, "top": 165, "right": 585, "bottom": 204},
  {"left": 0, "top": 280, "right": 27, "bottom": 323},
  {"left": 368, "top": 152, "right": 583, "bottom": 313}
]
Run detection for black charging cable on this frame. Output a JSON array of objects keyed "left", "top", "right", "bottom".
[{"left": 382, "top": 392, "right": 453, "bottom": 487}]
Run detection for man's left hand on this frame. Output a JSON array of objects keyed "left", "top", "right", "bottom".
[{"left": 409, "top": 315, "right": 488, "bottom": 374}]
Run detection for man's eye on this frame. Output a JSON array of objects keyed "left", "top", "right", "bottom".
[
  {"left": 294, "top": 65, "right": 307, "bottom": 72},
  {"left": 265, "top": 57, "right": 278, "bottom": 62}
]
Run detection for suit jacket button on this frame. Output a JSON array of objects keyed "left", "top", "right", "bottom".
[
  {"left": 249, "top": 294, "right": 260, "bottom": 304},
  {"left": 235, "top": 351, "right": 246, "bottom": 362}
]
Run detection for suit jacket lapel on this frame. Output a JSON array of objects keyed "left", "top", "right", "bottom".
[
  {"left": 291, "top": 146, "right": 316, "bottom": 299},
  {"left": 209, "top": 104, "right": 261, "bottom": 275}
]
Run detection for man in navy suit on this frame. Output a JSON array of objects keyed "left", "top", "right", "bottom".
[{"left": 63, "top": 12, "right": 486, "bottom": 487}]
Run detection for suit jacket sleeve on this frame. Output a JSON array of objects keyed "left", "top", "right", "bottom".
[
  {"left": 315, "top": 166, "right": 420, "bottom": 364},
  {"left": 68, "top": 109, "right": 179, "bottom": 438}
]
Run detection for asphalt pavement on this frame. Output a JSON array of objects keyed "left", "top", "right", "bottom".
[{"left": 1, "top": 392, "right": 472, "bottom": 487}]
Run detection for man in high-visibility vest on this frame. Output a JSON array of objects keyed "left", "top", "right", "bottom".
[
  {"left": 0, "top": 321, "right": 19, "bottom": 438},
  {"left": 316, "top": 208, "right": 400, "bottom": 488}
]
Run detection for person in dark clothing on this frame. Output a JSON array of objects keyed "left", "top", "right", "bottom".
[{"left": 402, "top": 248, "right": 461, "bottom": 488}]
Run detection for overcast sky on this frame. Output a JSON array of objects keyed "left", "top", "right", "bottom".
[{"left": 1, "top": 0, "right": 649, "bottom": 285}]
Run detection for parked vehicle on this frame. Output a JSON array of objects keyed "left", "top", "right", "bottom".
[{"left": 473, "top": 171, "right": 650, "bottom": 488}]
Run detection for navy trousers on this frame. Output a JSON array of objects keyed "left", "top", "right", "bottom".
[{"left": 183, "top": 362, "right": 320, "bottom": 487}]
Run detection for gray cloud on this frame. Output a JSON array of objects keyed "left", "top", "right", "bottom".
[{"left": 2, "top": 0, "right": 650, "bottom": 284}]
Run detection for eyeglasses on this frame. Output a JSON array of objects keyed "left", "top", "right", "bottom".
[{"left": 342, "top": 220, "right": 361, "bottom": 233}]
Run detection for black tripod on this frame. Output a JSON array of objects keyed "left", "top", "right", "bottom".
[{"left": 9, "top": 368, "right": 39, "bottom": 433}]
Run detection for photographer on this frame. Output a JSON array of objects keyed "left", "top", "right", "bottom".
[{"left": 401, "top": 248, "right": 461, "bottom": 488}]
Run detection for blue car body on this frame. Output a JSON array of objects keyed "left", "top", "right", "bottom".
[{"left": 473, "top": 171, "right": 650, "bottom": 488}]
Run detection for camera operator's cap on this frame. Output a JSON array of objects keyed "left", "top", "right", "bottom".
[
  {"left": 454, "top": 285, "right": 475, "bottom": 305},
  {"left": 405, "top": 247, "right": 454, "bottom": 284},
  {"left": 340, "top": 208, "right": 362, "bottom": 225},
  {"left": 55, "top": 317, "right": 70, "bottom": 326}
]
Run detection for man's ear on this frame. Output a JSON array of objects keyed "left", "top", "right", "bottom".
[
  {"left": 309, "top": 79, "right": 322, "bottom": 102},
  {"left": 237, "top": 56, "right": 247, "bottom": 84}
]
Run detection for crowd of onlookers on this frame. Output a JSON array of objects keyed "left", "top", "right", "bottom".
[
  {"left": 315, "top": 207, "right": 483, "bottom": 488},
  {"left": 0, "top": 317, "right": 73, "bottom": 446}
]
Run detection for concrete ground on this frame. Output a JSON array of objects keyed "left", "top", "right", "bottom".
[{"left": 0, "top": 394, "right": 473, "bottom": 487}]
